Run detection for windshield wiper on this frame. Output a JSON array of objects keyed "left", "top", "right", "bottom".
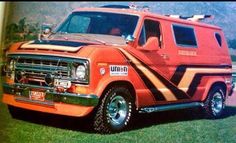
[
  {"left": 51, "top": 32, "right": 107, "bottom": 45},
  {"left": 90, "top": 38, "right": 106, "bottom": 45},
  {"left": 73, "top": 34, "right": 106, "bottom": 45}
]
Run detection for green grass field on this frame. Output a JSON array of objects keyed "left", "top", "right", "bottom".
[
  {"left": 1, "top": 76, "right": 236, "bottom": 143},
  {"left": 1, "top": 93, "right": 236, "bottom": 142}
]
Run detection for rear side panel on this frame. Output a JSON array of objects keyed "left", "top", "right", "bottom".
[{"left": 165, "top": 20, "right": 232, "bottom": 101}]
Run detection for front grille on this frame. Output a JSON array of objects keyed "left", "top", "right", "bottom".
[{"left": 9, "top": 54, "right": 86, "bottom": 87}]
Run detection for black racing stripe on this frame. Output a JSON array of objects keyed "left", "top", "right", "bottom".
[
  {"left": 129, "top": 61, "right": 166, "bottom": 101},
  {"left": 187, "top": 73, "right": 232, "bottom": 97},
  {"left": 170, "top": 65, "right": 187, "bottom": 85},
  {"left": 118, "top": 50, "right": 166, "bottom": 101},
  {"left": 32, "top": 40, "right": 90, "bottom": 47},
  {"left": 170, "top": 65, "right": 232, "bottom": 86},
  {"left": 127, "top": 52, "right": 189, "bottom": 99}
]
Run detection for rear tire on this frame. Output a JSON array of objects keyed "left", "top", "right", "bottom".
[
  {"left": 203, "top": 86, "right": 226, "bottom": 119},
  {"left": 93, "top": 87, "right": 134, "bottom": 134}
]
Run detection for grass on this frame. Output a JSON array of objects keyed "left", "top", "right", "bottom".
[
  {"left": 1, "top": 97, "right": 236, "bottom": 142},
  {"left": 1, "top": 77, "right": 236, "bottom": 143}
]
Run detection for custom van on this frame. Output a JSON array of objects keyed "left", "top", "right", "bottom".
[{"left": 2, "top": 5, "right": 234, "bottom": 133}]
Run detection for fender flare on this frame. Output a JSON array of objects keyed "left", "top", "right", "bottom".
[{"left": 201, "top": 77, "right": 226, "bottom": 101}]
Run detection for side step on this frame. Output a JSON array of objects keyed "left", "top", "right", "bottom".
[{"left": 139, "top": 102, "right": 204, "bottom": 113}]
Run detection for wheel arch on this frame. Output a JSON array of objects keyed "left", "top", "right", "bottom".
[
  {"left": 204, "top": 81, "right": 227, "bottom": 101},
  {"left": 98, "top": 80, "right": 136, "bottom": 106}
]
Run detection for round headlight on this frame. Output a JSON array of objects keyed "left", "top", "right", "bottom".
[
  {"left": 76, "top": 65, "right": 86, "bottom": 79},
  {"left": 7, "top": 59, "right": 15, "bottom": 80},
  {"left": 9, "top": 59, "right": 14, "bottom": 71}
]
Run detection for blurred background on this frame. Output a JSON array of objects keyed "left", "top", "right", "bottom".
[
  {"left": 1, "top": 2, "right": 236, "bottom": 83},
  {"left": 3, "top": 2, "right": 236, "bottom": 49}
]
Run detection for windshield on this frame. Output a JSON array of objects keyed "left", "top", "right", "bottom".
[{"left": 55, "top": 12, "right": 139, "bottom": 38}]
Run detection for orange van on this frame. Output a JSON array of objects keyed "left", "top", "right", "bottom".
[{"left": 2, "top": 5, "right": 234, "bottom": 133}]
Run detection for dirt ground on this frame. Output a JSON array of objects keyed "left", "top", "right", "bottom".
[{"left": 226, "top": 89, "right": 236, "bottom": 106}]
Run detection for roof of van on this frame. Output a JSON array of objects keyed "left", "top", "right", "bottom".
[{"left": 73, "top": 7, "right": 221, "bottom": 30}]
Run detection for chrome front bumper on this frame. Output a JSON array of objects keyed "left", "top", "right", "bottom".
[{"left": 3, "top": 83, "right": 99, "bottom": 106}]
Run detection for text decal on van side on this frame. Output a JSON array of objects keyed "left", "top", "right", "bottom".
[
  {"left": 178, "top": 50, "right": 197, "bottom": 56},
  {"left": 110, "top": 65, "right": 128, "bottom": 76}
]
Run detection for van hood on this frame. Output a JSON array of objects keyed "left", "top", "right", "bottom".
[
  {"left": 20, "top": 39, "right": 90, "bottom": 52},
  {"left": 17, "top": 33, "right": 127, "bottom": 53},
  {"left": 8, "top": 34, "right": 126, "bottom": 58}
]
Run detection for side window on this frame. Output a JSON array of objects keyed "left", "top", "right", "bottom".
[
  {"left": 215, "top": 33, "right": 222, "bottom": 47},
  {"left": 138, "top": 19, "right": 161, "bottom": 47},
  {"left": 173, "top": 24, "right": 197, "bottom": 47}
]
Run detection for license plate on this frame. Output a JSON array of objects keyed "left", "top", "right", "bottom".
[{"left": 29, "top": 90, "right": 45, "bottom": 101}]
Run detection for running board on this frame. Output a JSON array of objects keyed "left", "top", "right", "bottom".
[{"left": 139, "top": 102, "right": 204, "bottom": 113}]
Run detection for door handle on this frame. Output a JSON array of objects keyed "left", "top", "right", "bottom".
[{"left": 161, "top": 54, "right": 169, "bottom": 60}]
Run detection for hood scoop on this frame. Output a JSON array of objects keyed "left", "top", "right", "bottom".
[{"left": 20, "top": 40, "right": 90, "bottom": 52}]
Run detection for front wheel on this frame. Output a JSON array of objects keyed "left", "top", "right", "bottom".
[
  {"left": 93, "top": 87, "right": 134, "bottom": 134},
  {"left": 203, "top": 86, "right": 226, "bottom": 119}
]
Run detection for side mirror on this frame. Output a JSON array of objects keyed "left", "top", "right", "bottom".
[
  {"left": 125, "top": 35, "right": 135, "bottom": 44},
  {"left": 43, "top": 28, "right": 52, "bottom": 35},
  {"left": 138, "top": 37, "right": 160, "bottom": 51},
  {"left": 38, "top": 23, "right": 54, "bottom": 40}
]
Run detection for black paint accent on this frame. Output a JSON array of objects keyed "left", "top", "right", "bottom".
[
  {"left": 32, "top": 40, "right": 90, "bottom": 47},
  {"left": 118, "top": 49, "right": 232, "bottom": 101},
  {"left": 128, "top": 52, "right": 189, "bottom": 100},
  {"left": 129, "top": 61, "right": 166, "bottom": 101},
  {"left": 170, "top": 65, "right": 232, "bottom": 85},
  {"left": 118, "top": 50, "right": 166, "bottom": 101},
  {"left": 187, "top": 73, "right": 232, "bottom": 97},
  {"left": 170, "top": 65, "right": 187, "bottom": 85}
]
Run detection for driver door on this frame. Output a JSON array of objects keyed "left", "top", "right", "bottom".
[{"left": 128, "top": 18, "right": 189, "bottom": 104}]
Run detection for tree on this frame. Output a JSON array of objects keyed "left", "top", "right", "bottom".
[{"left": 18, "top": 17, "right": 26, "bottom": 32}]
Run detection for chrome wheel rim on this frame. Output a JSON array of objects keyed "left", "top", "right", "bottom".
[
  {"left": 211, "top": 92, "right": 223, "bottom": 115},
  {"left": 107, "top": 95, "right": 128, "bottom": 126}
]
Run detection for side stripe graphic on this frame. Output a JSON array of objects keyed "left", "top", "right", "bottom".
[
  {"left": 127, "top": 57, "right": 166, "bottom": 101},
  {"left": 187, "top": 73, "right": 232, "bottom": 97},
  {"left": 20, "top": 40, "right": 85, "bottom": 52},
  {"left": 170, "top": 65, "right": 232, "bottom": 86},
  {"left": 127, "top": 52, "right": 190, "bottom": 100},
  {"left": 170, "top": 65, "right": 187, "bottom": 85},
  {"left": 118, "top": 48, "right": 232, "bottom": 101},
  {"left": 119, "top": 48, "right": 182, "bottom": 101},
  {"left": 177, "top": 68, "right": 231, "bottom": 92}
]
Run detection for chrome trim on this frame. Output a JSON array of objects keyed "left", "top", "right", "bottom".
[
  {"left": 3, "top": 83, "right": 98, "bottom": 106},
  {"left": 107, "top": 95, "right": 128, "bottom": 126},
  {"left": 7, "top": 52, "right": 90, "bottom": 61},
  {"left": 14, "top": 83, "right": 53, "bottom": 90},
  {"left": 15, "top": 96, "right": 54, "bottom": 107},
  {"left": 211, "top": 92, "right": 223, "bottom": 115},
  {"left": 7, "top": 54, "right": 90, "bottom": 84},
  {"left": 139, "top": 102, "right": 204, "bottom": 113}
]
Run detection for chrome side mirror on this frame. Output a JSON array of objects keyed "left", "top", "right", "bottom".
[
  {"left": 125, "top": 35, "right": 135, "bottom": 44},
  {"left": 43, "top": 28, "right": 52, "bottom": 35},
  {"left": 38, "top": 24, "right": 54, "bottom": 40}
]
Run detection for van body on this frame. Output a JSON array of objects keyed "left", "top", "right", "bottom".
[{"left": 2, "top": 5, "right": 234, "bottom": 133}]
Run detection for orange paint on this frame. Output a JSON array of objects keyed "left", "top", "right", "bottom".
[{"left": 2, "top": 6, "right": 233, "bottom": 118}]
